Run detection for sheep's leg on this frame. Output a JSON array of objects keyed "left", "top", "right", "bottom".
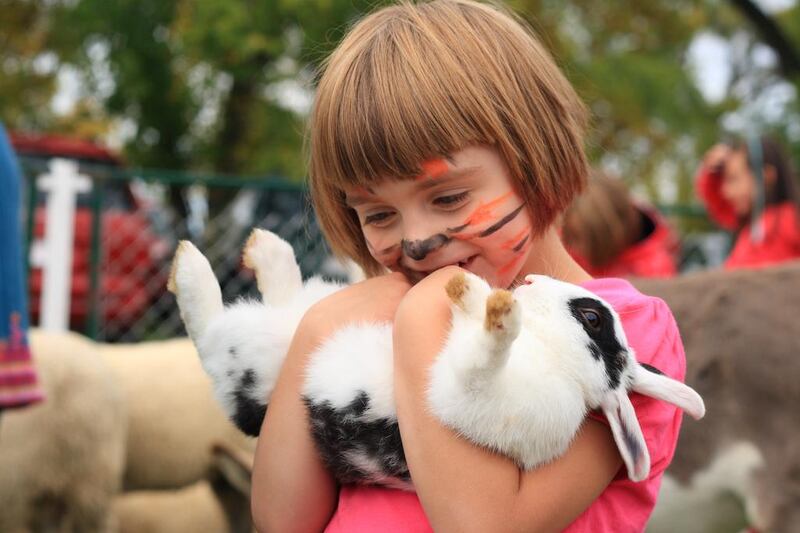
[
  {"left": 168, "top": 241, "right": 224, "bottom": 343},
  {"left": 242, "top": 228, "right": 303, "bottom": 306}
]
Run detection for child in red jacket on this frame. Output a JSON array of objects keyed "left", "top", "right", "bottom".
[
  {"left": 562, "top": 173, "right": 679, "bottom": 278},
  {"left": 696, "top": 136, "right": 800, "bottom": 270}
]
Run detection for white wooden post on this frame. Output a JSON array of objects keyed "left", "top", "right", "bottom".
[{"left": 36, "top": 158, "right": 91, "bottom": 331}]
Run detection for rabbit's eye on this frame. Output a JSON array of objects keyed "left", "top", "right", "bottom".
[{"left": 579, "top": 309, "right": 601, "bottom": 330}]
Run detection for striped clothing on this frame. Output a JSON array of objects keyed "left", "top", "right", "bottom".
[
  {"left": 0, "top": 123, "right": 44, "bottom": 409},
  {"left": 0, "top": 313, "right": 43, "bottom": 407}
]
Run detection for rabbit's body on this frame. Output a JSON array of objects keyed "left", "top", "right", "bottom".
[{"left": 169, "top": 229, "right": 704, "bottom": 489}]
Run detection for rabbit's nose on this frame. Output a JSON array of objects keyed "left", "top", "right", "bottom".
[{"left": 524, "top": 275, "right": 535, "bottom": 285}]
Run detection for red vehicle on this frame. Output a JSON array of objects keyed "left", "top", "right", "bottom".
[{"left": 10, "top": 133, "right": 169, "bottom": 333}]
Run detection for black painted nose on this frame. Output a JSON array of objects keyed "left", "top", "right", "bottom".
[{"left": 401, "top": 234, "right": 450, "bottom": 261}]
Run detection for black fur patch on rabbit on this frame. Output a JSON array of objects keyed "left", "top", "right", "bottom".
[
  {"left": 304, "top": 391, "right": 410, "bottom": 486},
  {"left": 233, "top": 369, "right": 267, "bottom": 437},
  {"left": 568, "top": 297, "right": 628, "bottom": 389}
]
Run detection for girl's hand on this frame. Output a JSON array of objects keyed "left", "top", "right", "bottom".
[
  {"left": 702, "top": 143, "right": 731, "bottom": 174},
  {"left": 251, "top": 272, "right": 412, "bottom": 532}
]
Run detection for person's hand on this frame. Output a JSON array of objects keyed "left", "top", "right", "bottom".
[{"left": 702, "top": 143, "right": 731, "bottom": 174}]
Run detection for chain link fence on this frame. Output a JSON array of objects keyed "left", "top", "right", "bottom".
[
  {"left": 19, "top": 157, "right": 346, "bottom": 343},
  {"left": 18, "top": 156, "right": 729, "bottom": 343}
]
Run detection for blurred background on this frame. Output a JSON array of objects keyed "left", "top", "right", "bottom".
[
  {"left": 3, "top": 0, "right": 800, "bottom": 341},
  {"left": 2, "top": 2, "right": 800, "bottom": 532}
]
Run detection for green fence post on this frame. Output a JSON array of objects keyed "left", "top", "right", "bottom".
[{"left": 86, "top": 176, "right": 104, "bottom": 340}]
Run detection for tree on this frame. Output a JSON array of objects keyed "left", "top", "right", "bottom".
[
  {"left": 0, "top": 1, "right": 60, "bottom": 129},
  {"left": 3, "top": 0, "right": 798, "bottom": 212},
  {"left": 510, "top": 0, "right": 726, "bottom": 206}
]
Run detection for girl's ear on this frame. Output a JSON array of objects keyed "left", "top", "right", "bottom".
[{"left": 600, "top": 389, "right": 650, "bottom": 482}]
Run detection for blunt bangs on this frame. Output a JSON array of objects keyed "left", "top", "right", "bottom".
[{"left": 310, "top": 6, "right": 500, "bottom": 189}]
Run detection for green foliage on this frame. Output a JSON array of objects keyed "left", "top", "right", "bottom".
[
  {"left": 508, "top": 0, "right": 727, "bottom": 204},
  {"left": 1, "top": 0, "right": 798, "bottom": 211},
  {"left": 0, "top": 1, "right": 59, "bottom": 129}
]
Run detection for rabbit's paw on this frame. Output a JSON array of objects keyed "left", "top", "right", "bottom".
[
  {"left": 242, "top": 228, "right": 303, "bottom": 305},
  {"left": 168, "top": 240, "right": 217, "bottom": 297},
  {"left": 484, "top": 289, "right": 521, "bottom": 342},
  {"left": 445, "top": 271, "right": 492, "bottom": 320}
]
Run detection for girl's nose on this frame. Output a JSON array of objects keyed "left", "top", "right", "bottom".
[{"left": 401, "top": 234, "right": 450, "bottom": 261}]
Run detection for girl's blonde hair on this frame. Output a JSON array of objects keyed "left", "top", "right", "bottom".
[
  {"left": 562, "top": 173, "right": 641, "bottom": 268},
  {"left": 308, "top": 0, "right": 589, "bottom": 276}
]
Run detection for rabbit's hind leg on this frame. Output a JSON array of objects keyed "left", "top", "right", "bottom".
[
  {"left": 243, "top": 229, "right": 303, "bottom": 306},
  {"left": 168, "top": 241, "right": 224, "bottom": 342}
]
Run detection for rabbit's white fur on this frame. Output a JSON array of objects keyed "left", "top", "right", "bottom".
[{"left": 169, "top": 229, "right": 704, "bottom": 488}]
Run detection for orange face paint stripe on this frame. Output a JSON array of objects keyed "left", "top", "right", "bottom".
[
  {"left": 447, "top": 192, "right": 515, "bottom": 239},
  {"left": 501, "top": 228, "right": 529, "bottom": 250},
  {"left": 511, "top": 234, "right": 530, "bottom": 253},
  {"left": 415, "top": 158, "right": 450, "bottom": 180},
  {"left": 476, "top": 205, "right": 524, "bottom": 238},
  {"left": 497, "top": 241, "right": 531, "bottom": 275},
  {"left": 449, "top": 202, "right": 523, "bottom": 241},
  {"left": 462, "top": 191, "right": 513, "bottom": 226}
]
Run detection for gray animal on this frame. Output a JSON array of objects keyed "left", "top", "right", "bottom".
[{"left": 636, "top": 262, "right": 800, "bottom": 533}]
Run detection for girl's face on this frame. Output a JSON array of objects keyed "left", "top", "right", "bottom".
[
  {"left": 345, "top": 145, "right": 535, "bottom": 288},
  {"left": 721, "top": 149, "right": 756, "bottom": 217}
]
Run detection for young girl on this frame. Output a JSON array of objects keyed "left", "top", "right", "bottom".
[
  {"left": 562, "top": 173, "right": 679, "bottom": 279},
  {"left": 253, "top": 2, "right": 686, "bottom": 531},
  {"left": 696, "top": 136, "right": 800, "bottom": 270}
]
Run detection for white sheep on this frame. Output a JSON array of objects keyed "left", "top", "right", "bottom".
[
  {"left": 97, "top": 337, "right": 255, "bottom": 491},
  {"left": 112, "top": 443, "right": 254, "bottom": 533},
  {"left": 170, "top": 229, "right": 705, "bottom": 488},
  {"left": 0, "top": 329, "right": 127, "bottom": 533},
  {"left": 0, "top": 329, "right": 256, "bottom": 532}
]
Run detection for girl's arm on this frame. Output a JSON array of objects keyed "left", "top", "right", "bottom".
[
  {"left": 393, "top": 267, "right": 623, "bottom": 533},
  {"left": 252, "top": 272, "right": 412, "bottom": 532}
]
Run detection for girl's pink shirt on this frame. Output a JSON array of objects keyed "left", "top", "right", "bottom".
[{"left": 325, "top": 277, "right": 687, "bottom": 533}]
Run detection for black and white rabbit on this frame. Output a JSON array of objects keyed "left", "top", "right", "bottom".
[{"left": 168, "top": 229, "right": 704, "bottom": 489}]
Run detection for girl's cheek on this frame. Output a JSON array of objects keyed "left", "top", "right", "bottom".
[{"left": 363, "top": 231, "right": 402, "bottom": 267}]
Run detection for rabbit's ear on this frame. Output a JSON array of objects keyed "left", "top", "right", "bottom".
[
  {"left": 601, "top": 389, "right": 650, "bottom": 482},
  {"left": 632, "top": 364, "right": 706, "bottom": 420}
]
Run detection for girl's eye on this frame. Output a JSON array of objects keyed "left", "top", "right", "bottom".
[
  {"left": 363, "top": 211, "right": 395, "bottom": 227},
  {"left": 433, "top": 191, "right": 469, "bottom": 207},
  {"left": 580, "top": 309, "right": 602, "bottom": 330}
]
